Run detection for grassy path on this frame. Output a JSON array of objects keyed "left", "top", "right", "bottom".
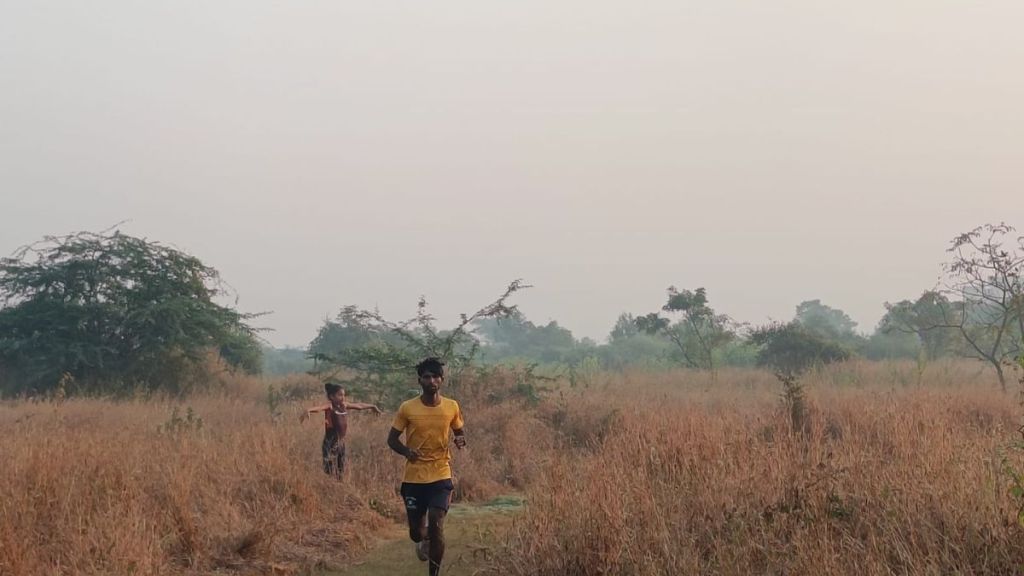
[{"left": 325, "top": 495, "right": 523, "bottom": 576}]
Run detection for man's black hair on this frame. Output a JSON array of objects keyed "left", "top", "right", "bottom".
[
  {"left": 415, "top": 357, "right": 446, "bottom": 377},
  {"left": 324, "top": 382, "right": 343, "bottom": 396}
]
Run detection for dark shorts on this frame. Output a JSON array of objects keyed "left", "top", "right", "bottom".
[{"left": 400, "top": 479, "right": 454, "bottom": 513}]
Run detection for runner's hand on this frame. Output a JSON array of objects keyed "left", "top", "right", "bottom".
[
  {"left": 453, "top": 435, "right": 466, "bottom": 449},
  {"left": 406, "top": 449, "right": 422, "bottom": 462}
]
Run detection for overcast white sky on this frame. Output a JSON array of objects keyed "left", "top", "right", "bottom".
[{"left": 1, "top": 1, "right": 1022, "bottom": 347}]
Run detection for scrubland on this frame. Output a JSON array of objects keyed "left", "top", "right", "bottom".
[{"left": 2, "top": 361, "right": 1023, "bottom": 575}]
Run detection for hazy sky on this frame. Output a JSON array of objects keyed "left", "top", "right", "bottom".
[{"left": 2, "top": 1, "right": 1022, "bottom": 347}]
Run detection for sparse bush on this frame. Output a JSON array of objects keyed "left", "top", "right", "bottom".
[
  {"left": 158, "top": 406, "right": 204, "bottom": 435},
  {"left": 750, "top": 321, "right": 850, "bottom": 432},
  {"left": 309, "top": 280, "right": 528, "bottom": 407}
]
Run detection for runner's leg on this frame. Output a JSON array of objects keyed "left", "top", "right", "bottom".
[
  {"left": 402, "top": 485, "right": 428, "bottom": 543},
  {"left": 321, "top": 429, "right": 337, "bottom": 475},
  {"left": 426, "top": 479, "right": 454, "bottom": 576},
  {"left": 335, "top": 442, "right": 346, "bottom": 478},
  {"left": 427, "top": 507, "right": 447, "bottom": 576}
]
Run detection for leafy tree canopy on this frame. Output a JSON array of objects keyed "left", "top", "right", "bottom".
[
  {"left": 749, "top": 321, "right": 850, "bottom": 378},
  {"left": 0, "top": 229, "right": 261, "bottom": 395},
  {"left": 636, "top": 286, "right": 736, "bottom": 371},
  {"left": 880, "top": 291, "right": 960, "bottom": 360},
  {"left": 608, "top": 313, "right": 640, "bottom": 342},
  {"left": 794, "top": 299, "right": 859, "bottom": 341},
  {"left": 308, "top": 306, "right": 383, "bottom": 359}
]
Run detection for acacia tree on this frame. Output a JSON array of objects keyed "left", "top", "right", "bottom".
[
  {"left": 936, "top": 224, "right": 1023, "bottom": 390},
  {"left": 0, "top": 229, "right": 262, "bottom": 395},
  {"left": 308, "top": 280, "right": 528, "bottom": 407},
  {"left": 636, "top": 286, "right": 736, "bottom": 372}
]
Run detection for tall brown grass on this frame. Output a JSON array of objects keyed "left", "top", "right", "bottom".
[
  {"left": 496, "top": 360, "right": 1024, "bottom": 575},
  {"left": 2, "top": 360, "right": 1021, "bottom": 575},
  {"left": 0, "top": 370, "right": 547, "bottom": 575}
]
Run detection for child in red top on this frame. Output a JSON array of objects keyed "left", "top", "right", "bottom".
[{"left": 300, "top": 383, "right": 381, "bottom": 477}]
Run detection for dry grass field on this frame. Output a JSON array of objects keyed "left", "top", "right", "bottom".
[
  {"left": 2, "top": 361, "right": 1023, "bottom": 575},
  {"left": 498, "top": 362, "right": 1024, "bottom": 576},
  {"left": 0, "top": 368, "right": 547, "bottom": 575}
]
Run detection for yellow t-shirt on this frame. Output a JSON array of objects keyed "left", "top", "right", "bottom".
[{"left": 391, "top": 396, "right": 464, "bottom": 484}]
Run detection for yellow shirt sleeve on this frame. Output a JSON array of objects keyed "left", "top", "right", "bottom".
[
  {"left": 451, "top": 400, "right": 464, "bottom": 430},
  {"left": 392, "top": 401, "right": 409, "bottom": 431}
]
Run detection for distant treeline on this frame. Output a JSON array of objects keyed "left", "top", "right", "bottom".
[
  {"left": 292, "top": 294, "right": 997, "bottom": 374},
  {"left": 301, "top": 223, "right": 1023, "bottom": 392},
  {"left": 2, "top": 224, "right": 1021, "bottom": 397}
]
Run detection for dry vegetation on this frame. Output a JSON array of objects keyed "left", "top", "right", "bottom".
[
  {"left": 497, "top": 361, "right": 1024, "bottom": 576},
  {"left": 2, "top": 361, "right": 1024, "bottom": 576},
  {"left": 0, "top": 368, "right": 548, "bottom": 575}
]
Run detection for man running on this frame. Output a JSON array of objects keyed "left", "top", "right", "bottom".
[{"left": 387, "top": 357, "right": 466, "bottom": 576}]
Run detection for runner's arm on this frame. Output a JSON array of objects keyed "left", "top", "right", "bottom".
[
  {"left": 451, "top": 402, "right": 466, "bottom": 449},
  {"left": 387, "top": 427, "right": 420, "bottom": 461},
  {"left": 345, "top": 402, "right": 382, "bottom": 415},
  {"left": 298, "top": 403, "right": 331, "bottom": 423}
]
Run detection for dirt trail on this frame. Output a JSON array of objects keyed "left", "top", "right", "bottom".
[{"left": 325, "top": 495, "right": 523, "bottom": 576}]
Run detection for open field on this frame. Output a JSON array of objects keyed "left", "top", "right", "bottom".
[{"left": 2, "top": 361, "right": 1024, "bottom": 575}]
